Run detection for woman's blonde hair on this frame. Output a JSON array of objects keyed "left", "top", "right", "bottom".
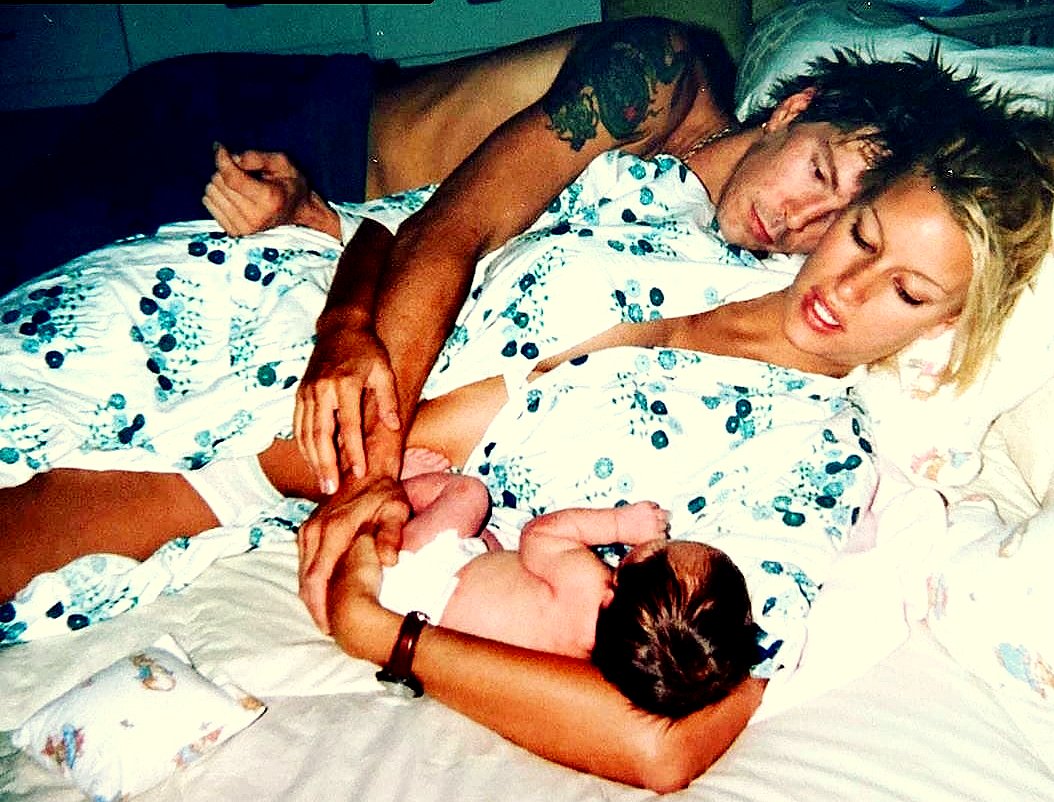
[{"left": 867, "top": 102, "right": 1054, "bottom": 390}]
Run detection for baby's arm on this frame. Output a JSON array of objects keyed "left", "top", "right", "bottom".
[
  {"left": 519, "top": 501, "right": 669, "bottom": 600},
  {"left": 520, "top": 501, "right": 669, "bottom": 547}
]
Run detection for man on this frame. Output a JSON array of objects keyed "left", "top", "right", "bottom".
[{"left": 0, "top": 18, "right": 735, "bottom": 292}]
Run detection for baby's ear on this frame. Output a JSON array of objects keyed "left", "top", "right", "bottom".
[{"left": 600, "top": 584, "right": 616, "bottom": 609}]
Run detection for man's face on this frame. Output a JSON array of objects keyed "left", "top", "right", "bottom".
[{"left": 715, "top": 121, "right": 878, "bottom": 255}]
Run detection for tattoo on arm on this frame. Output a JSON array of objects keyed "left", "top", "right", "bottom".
[{"left": 542, "top": 21, "right": 691, "bottom": 151}]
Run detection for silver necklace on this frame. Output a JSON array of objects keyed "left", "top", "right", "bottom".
[{"left": 679, "top": 125, "right": 739, "bottom": 163}]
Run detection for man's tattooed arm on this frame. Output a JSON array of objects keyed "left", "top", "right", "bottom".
[{"left": 541, "top": 18, "right": 694, "bottom": 152}]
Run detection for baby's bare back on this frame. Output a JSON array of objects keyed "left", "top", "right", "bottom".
[{"left": 441, "top": 548, "right": 607, "bottom": 659}]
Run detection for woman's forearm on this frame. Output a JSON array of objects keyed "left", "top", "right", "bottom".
[
  {"left": 329, "top": 568, "right": 763, "bottom": 792},
  {"left": 412, "top": 628, "right": 763, "bottom": 792}
]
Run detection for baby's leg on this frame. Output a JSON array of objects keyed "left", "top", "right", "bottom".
[
  {"left": 400, "top": 447, "right": 452, "bottom": 479},
  {"left": 401, "top": 472, "right": 491, "bottom": 552}
]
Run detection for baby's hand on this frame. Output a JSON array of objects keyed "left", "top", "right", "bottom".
[{"left": 612, "top": 500, "right": 670, "bottom": 544}]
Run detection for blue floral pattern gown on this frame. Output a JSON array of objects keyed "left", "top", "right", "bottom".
[{"left": 0, "top": 151, "right": 875, "bottom": 674}]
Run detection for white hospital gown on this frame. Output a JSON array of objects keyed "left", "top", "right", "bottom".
[
  {"left": 0, "top": 190, "right": 429, "bottom": 483},
  {"left": 423, "top": 150, "right": 799, "bottom": 399}
]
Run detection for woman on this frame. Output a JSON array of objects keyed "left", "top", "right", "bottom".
[{"left": 325, "top": 123, "right": 1054, "bottom": 791}]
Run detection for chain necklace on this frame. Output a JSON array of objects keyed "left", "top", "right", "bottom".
[{"left": 678, "top": 125, "right": 739, "bottom": 163}]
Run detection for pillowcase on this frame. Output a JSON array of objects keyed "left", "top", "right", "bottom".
[
  {"left": 736, "top": 0, "right": 1054, "bottom": 121},
  {"left": 927, "top": 500, "right": 1054, "bottom": 771},
  {"left": 12, "top": 634, "right": 266, "bottom": 801}
]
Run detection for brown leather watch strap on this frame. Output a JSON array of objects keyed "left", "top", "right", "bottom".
[{"left": 376, "top": 611, "right": 429, "bottom": 698}]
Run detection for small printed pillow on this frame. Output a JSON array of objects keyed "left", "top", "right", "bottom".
[{"left": 12, "top": 635, "right": 266, "bottom": 801}]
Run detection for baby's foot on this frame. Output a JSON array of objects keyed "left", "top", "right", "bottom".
[
  {"left": 401, "top": 447, "right": 452, "bottom": 479},
  {"left": 613, "top": 501, "right": 670, "bottom": 543}
]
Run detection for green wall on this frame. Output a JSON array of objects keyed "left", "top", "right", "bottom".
[{"left": 603, "top": 0, "right": 750, "bottom": 61}]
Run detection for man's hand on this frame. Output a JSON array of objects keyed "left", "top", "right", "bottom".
[
  {"left": 298, "top": 474, "right": 411, "bottom": 632},
  {"left": 294, "top": 321, "right": 401, "bottom": 494},
  {"left": 203, "top": 144, "right": 340, "bottom": 238}
]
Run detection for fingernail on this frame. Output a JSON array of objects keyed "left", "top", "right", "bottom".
[{"left": 321, "top": 478, "right": 337, "bottom": 495}]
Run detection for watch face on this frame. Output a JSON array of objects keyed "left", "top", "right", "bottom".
[
  {"left": 381, "top": 679, "right": 419, "bottom": 699},
  {"left": 376, "top": 669, "right": 423, "bottom": 698}
]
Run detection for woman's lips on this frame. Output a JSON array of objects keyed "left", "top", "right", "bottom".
[{"left": 802, "top": 288, "right": 841, "bottom": 332}]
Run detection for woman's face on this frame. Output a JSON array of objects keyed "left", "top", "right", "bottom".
[
  {"left": 782, "top": 172, "right": 972, "bottom": 375},
  {"left": 715, "top": 118, "right": 878, "bottom": 255}
]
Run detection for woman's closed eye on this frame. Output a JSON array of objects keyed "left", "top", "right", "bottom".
[{"left": 894, "top": 280, "right": 923, "bottom": 306}]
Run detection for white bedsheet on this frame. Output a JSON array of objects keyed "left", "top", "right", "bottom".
[
  {"left": 3, "top": 451, "right": 1052, "bottom": 801},
  {"left": 4, "top": 564, "right": 1049, "bottom": 800}
]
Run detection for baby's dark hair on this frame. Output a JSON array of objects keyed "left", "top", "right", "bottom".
[
  {"left": 591, "top": 543, "right": 757, "bottom": 719},
  {"left": 743, "top": 46, "right": 1006, "bottom": 180}
]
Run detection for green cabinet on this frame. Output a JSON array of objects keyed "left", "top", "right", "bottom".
[{"left": 0, "top": 2, "right": 603, "bottom": 111}]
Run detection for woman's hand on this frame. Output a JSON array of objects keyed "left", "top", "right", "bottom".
[
  {"left": 203, "top": 144, "right": 340, "bottom": 238},
  {"left": 325, "top": 532, "right": 404, "bottom": 662},
  {"left": 298, "top": 474, "right": 411, "bottom": 632},
  {"left": 329, "top": 528, "right": 383, "bottom": 613},
  {"left": 294, "top": 320, "right": 401, "bottom": 494}
]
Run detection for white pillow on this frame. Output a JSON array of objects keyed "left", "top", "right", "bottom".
[
  {"left": 987, "top": 376, "right": 1054, "bottom": 507},
  {"left": 736, "top": 0, "right": 1054, "bottom": 120},
  {"left": 12, "top": 635, "right": 266, "bottom": 801},
  {"left": 927, "top": 501, "right": 1054, "bottom": 771}
]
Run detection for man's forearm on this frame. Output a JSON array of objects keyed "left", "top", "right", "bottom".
[
  {"left": 319, "top": 218, "right": 394, "bottom": 330},
  {"left": 373, "top": 210, "right": 480, "bottom": 429}
]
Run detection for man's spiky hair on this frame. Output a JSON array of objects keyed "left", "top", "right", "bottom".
[{"left": 743, "top": 45, "right": 1016, "bottom": 180}]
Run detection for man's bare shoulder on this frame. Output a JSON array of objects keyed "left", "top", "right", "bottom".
[
  {"left": 366, "top": 17, "right": 731, "bottom": 196},
  {"left": 368, "top": 25, "right": 591, "bottom": 195},
  {"left": 541, "top": 17, "right": 723, "bottom": 152}
]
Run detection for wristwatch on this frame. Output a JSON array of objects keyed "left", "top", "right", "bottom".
[{"left": 376, "top": 610, "right": 430, "bottom": 698}]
